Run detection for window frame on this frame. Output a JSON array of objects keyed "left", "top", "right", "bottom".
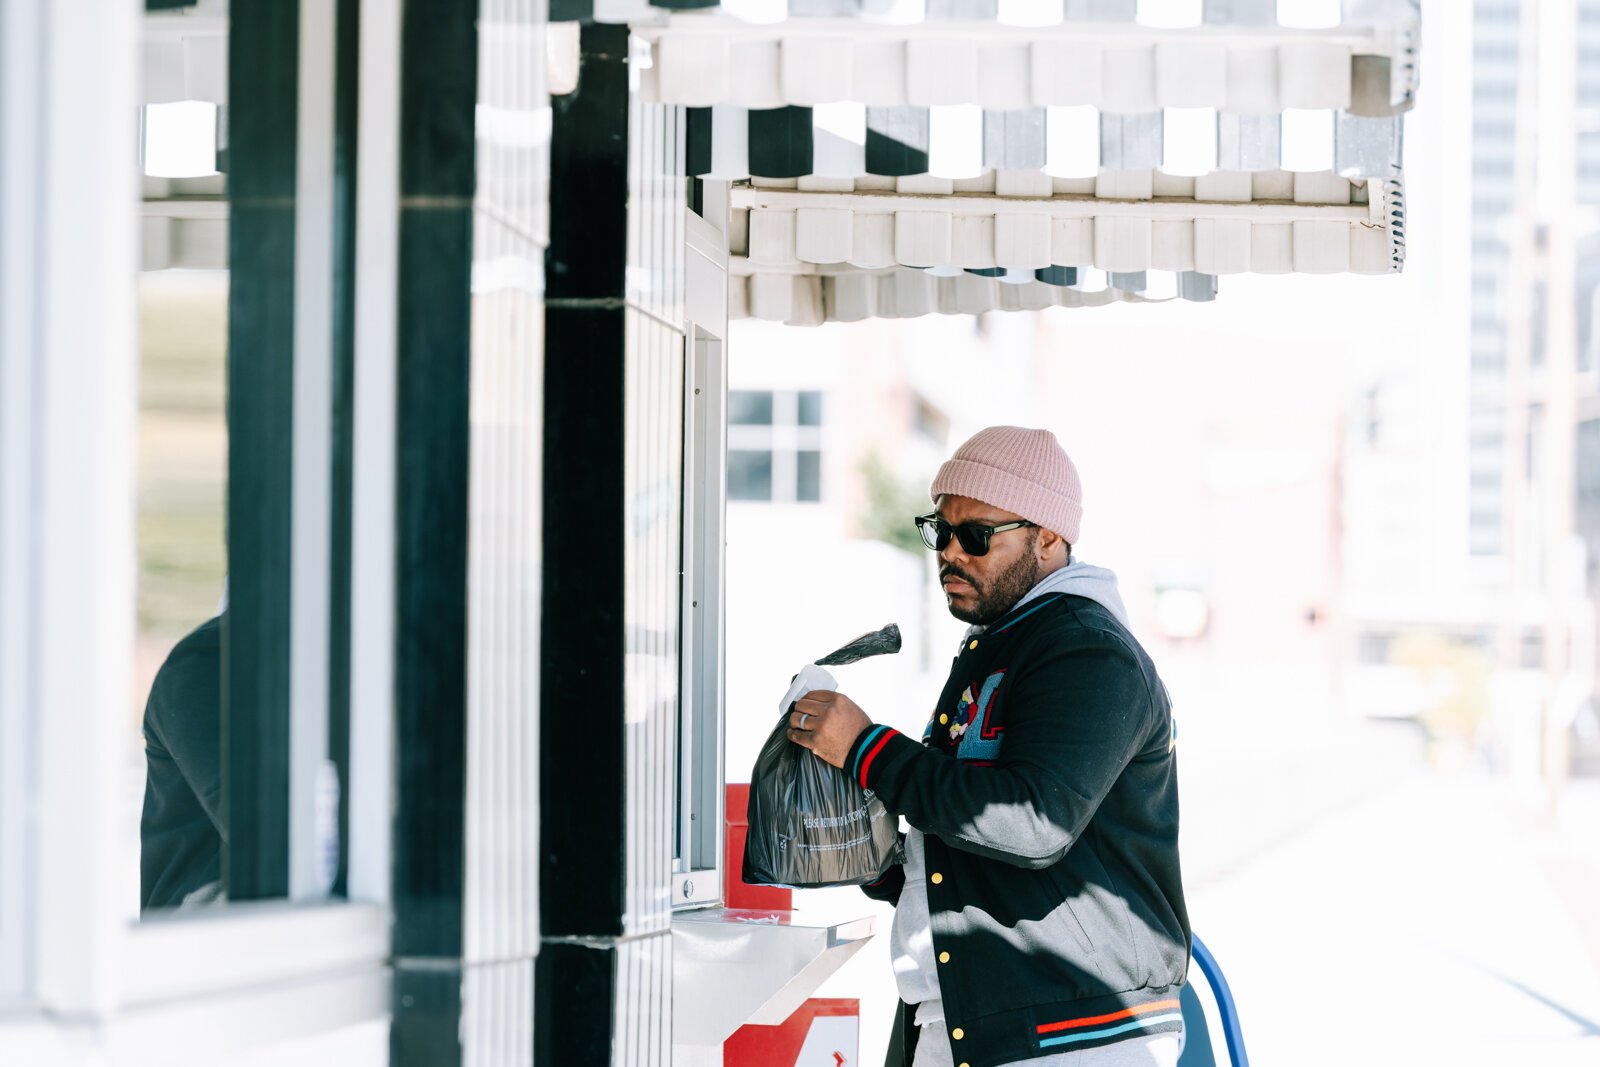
[
  {"left": 124, "top": 0, "right": 399, "bottom": 998},
  {"left": 0, "top": 0, "right": 42, "bottom": 1007},
  {"left": 123, "top": 901, "right": 390, "bottom": 1008},
  {"left": 0, "top": 0, "right": 145, "bottom": 1022},
  {"left": 674, "top": 326, "right": 729, "bottom": 910},
  {"left": 0, "top": 0, "right": 402, "bottom": 1057}
]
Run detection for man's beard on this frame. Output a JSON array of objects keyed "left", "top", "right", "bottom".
[{"left": 941, "top": 537, "right": 1042, "bottom": 626}]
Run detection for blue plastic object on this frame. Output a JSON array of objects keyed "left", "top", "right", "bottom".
[{"left": 1186, "top": 934, "right": 1250, "bottom": 1067}]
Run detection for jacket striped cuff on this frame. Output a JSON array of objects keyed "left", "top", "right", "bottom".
[{"left": 846, "top": 724, "right": 903, "bottom": 790}]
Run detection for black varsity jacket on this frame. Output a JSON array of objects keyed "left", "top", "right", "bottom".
[{"left": 843, "top": 592, "right": 1191, "bottom": 1067}]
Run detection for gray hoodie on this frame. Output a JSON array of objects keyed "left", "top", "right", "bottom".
[{"left": 969, "top": 557, "right": 1131, "bottom": 635}]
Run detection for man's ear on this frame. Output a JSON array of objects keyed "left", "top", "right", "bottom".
[{"left": 1038, "top": 526, "right": 1067, "bottom": 560}]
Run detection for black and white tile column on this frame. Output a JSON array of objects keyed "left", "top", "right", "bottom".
[
  {"left": 539, "top": 22, "right": 687, "bottom": 1067},
  {"left": 392, "top": 0, "right": 549, "bottom": 1062}
]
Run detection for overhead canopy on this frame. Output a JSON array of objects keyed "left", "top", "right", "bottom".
[
  {"left": 635, "top": 0, "right": 1416, "bottom": 316},
  {"left": 730, "top": 259, "right": 1204, "bottom": 325},
  {"left": 634, "top": 1, "right": 1417, "bottom": 176},
  {"left": 137, "top": 1, "right": 1418, "bottom": 305},
  {"left": 727, "top": 167, "right": 1402, "bottom": 322},
  {"left": 642, "top": 12, "right": 1414, "bottom": 183},
  {"left": 732, "top": 166, "right": 1405, "bottom": 273}
]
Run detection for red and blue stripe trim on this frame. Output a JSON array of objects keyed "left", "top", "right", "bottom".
[
  {"left": 850, "top": 724, "right": 899, "bottom": 788},
  {"left": 1035, "top": 999, "right": 1184, "bottom": 1049}
]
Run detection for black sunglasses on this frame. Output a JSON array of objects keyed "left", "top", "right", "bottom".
[{"left": 914, "top": 513, "right": 1037, "bottom": 556}]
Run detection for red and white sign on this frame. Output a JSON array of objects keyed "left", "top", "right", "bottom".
[{"left": 724, "top": 998, "right": 860, "bottom": 1067}]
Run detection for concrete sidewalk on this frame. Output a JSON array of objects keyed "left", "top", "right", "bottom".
[{"left": 1187, "top": 768, "right": 1600, "bottom": 1067}]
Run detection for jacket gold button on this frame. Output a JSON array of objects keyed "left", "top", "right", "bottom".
[
  {"left": 939, "top": 714, "right": 949, "bottom": 725},
  {"left": 930, "top": 872, "right": 943, "bottom": 884},
  {"left": 939, "top": 951, "right": 950, "bottom": 963},
  {"left": 951, "top": 1028, "right": 965, "bottom": 1040},
  {"left": 968, "top": 639, "right": 978, "bottom": 650},
  {"left": 959, "top": 1063, "right": 970, "bottom": 1067}
]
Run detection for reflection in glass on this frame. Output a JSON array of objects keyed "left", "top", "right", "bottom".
[
  {"left": 135, "top": 271, "right": 228, "bottom": 913},
  {"left": 139, "top": 613, "right": 224, "bottom": 910},
  {"left": 142, "top": 101, "right": 223, "bottom": 179}
]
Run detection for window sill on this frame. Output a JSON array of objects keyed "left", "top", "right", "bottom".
[{"left": 124, "top": 899, "right": 391, "bottom": 1008}]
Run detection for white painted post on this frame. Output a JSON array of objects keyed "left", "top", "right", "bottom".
[
  {"left": 347, "top": 0, "right": 402, "bottom": 907},
  {"left": 25, "top": 0, "right": 141, "bottom": 1019},
  {"left": 290, "top": 0, "right": 339, "bottom": 904}
]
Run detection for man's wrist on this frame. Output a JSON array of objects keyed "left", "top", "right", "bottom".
[{"left": 845, "top": 724, "right": 903, "bottom": 790}]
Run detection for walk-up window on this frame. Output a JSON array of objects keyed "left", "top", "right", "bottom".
[
  {"left": 125, "top": 0, "right": 395, "bottom": 1045},
  {"left": 7, "top": 0, "right": 553, "bottom": 1059},
  {"left": 137, "top": 0, "right": 366, "bottom": 913},
  {"left": 0, "top": 0, "right": 408, "bottom": 1058}
]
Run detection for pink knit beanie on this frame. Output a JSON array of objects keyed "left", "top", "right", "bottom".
[{"left": 930, "top": 426, "right": 1083, "bottom": 544}]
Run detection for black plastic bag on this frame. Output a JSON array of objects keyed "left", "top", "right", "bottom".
[
  {"left": 742, "top": 716, "right": 902, "bottom": 888},
  {"left": 742, "top": 625, "right": 906, "bottom": 889},
  {"left": 816, "top": 623, "right": 902, "bottom": 666}
]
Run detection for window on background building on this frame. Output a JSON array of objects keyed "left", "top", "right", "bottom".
[
  {"left": 913, "top": 395, "right": 950, "bottom": 446},
  {"left": 1362, "top": 385, "right": 1382, "bottom": 447},
  {"left": 1521, "top": 629, "right": 1545, "bottom": 670},
  {"left": 1577, "top": 419, "right": 1600, "bottom": 572},
  {"left": 1578, "top": 273, "right": 1600, "bottom": 373},
  {"left": 1468, "top": 413, "right": 1505, "bottom": 558},
  {"left": 1530, "top": 281, "right": 1549, "bottom": 367},
  {"left": 1357, "top": 631, "right": 1394, "bottom": 664},
  {"left": 727, "top": 389, "right": 824, "bottom": 503}
]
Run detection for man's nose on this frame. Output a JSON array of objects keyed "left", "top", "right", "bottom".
[{"left": 938, "top": 536, "right": 968, "bottom": 568}]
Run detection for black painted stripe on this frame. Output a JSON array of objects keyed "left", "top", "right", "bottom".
[
  {"left": 225, "top": 0, "right": 300, "bottom": 904},
  {"left": 748, "top": 105, "right": 815, "bottom": 179},
  {"left": 393, "top": 0, "right": 476, "bottom": 967}
]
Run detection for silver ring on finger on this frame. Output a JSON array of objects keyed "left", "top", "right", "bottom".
[{"left": 798, "top": 711, "right": 811, "bottom": 729}]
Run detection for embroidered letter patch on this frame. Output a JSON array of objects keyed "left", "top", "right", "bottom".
[{"left": 953, "top": 670, "right": 1006, "bottom": 761}]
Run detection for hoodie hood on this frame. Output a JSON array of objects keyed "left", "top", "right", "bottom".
[{"left": 968, "top": 558, "right": 1130, "bottom": 635}]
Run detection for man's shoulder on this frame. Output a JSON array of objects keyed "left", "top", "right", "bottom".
[
  {"left": 147, "top": 616, "right": 223, "bottom": 718},
  {"left": 1032, "top": 594, "right": 1137, "bottom": 645},
  {"left": 1016, "top": 598, "right": 1169, "bottom": 718},
  {"left": 1019, "top": 596, "right": 1161, "bottom": 676},
  {"left": 160, "top": 615, "right": 222, "bottom": 673}
]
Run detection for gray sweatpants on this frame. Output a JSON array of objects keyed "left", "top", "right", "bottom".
[{"left": 911, "top": 1020, "right": 1183, "bottom": 1067}]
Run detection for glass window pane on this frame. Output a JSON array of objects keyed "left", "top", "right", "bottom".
[
  {"left": 797, "top": 450, "right": 822, "bottom": 503},
  {"left": 729, "top": 390, "right": 773, "bottom": 426},
  {"left": 797, "top": 390, "right": 823, "bottom": 427},
  {"left": 137, "top": 271, "right": 229, "bottom": 913},
  {"left": 728, "top": 450, "right": 774, "bottom": 501}
]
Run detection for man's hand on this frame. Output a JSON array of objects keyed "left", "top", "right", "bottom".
[{"left": 788, "top": 690, "right": 872, "bottom": 769}]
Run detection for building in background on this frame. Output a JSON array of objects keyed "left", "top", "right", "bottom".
[
  {"left": 1335, "top": 0, "right": 1600, "bottom": 785},
  {"left": 1467, "top": 0, "right": 1520, "bottom": 562}
]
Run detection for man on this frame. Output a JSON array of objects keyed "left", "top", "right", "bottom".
[
  {"left": 140, "top": 613, "right": 225, "bottom": 910},
  {"left": 789, "top": 426, "right": 1190, "bottom": 1067}
]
